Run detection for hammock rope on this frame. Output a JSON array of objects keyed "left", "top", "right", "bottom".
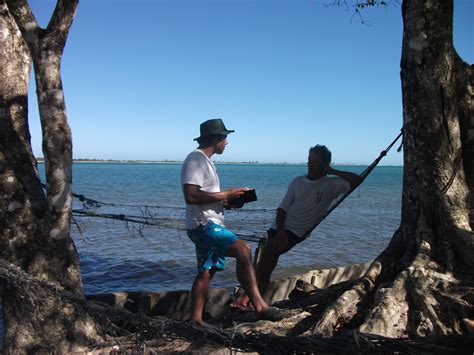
[{"left": 302, "top": 128, "right": 403, "bottom": 237}]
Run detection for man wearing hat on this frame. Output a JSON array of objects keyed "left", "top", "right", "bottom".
[{"left": 181, "top": 118, "right": 290, "bottom": 325}]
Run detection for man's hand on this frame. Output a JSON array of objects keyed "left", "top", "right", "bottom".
[
  {"left": 225, "top": 187, "right": 248, "bottom": 200},
  {"left": 224, "top": 188, "right": 248, "bottom": 209}
]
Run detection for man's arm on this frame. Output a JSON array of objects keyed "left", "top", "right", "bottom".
[
  {"left": 182, "top": 184, "right": 247, "bottom": 205},
  {"left": 326, "top": 167, "right": 362, "bottom": 188}
]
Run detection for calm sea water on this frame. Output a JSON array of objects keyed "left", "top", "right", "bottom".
[
  {"left": 0, "top": 163, "right": 402, "bottom": 343},
  {"left": 54, "top": 163, "right": 402, "bottom": 294}
]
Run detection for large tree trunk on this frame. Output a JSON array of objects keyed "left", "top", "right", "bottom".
[
  {"left": 304, "top": 0, "right": 474, "bottom": 338},
  {"left": 399, "top": 0, "right": 473, "bottom": 270},
  {"left": 1, "top": 1, "right": 102, "bottom": 351},
  {"left": 455, "top": 53, "right": 474, "bottom": 230}
]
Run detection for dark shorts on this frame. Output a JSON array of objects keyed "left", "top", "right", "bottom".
[
  {"left": 187, "top": 221, "right": 239, "bottom": 272},
  {"left": 267, "top": 228, "right": 305, "bottom": 246}
]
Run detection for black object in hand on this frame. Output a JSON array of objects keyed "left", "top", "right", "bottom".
[{"left": 227, "top": 189, "right": 257, "bottom": 208}]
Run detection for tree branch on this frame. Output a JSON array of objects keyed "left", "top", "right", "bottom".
[
  {"left": 5, "top": 0, "right": 37, "bottom": 29},
  {"left": 45, "top": 0, "right": 79, "bottom": 51}
]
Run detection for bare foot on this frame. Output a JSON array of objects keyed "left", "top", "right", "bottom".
[
  {"left": 230, "top": 295, "right": 253, "bottom": 312},
  {"left": 463, "top": 318, "right": 474, "bottom": 334},
  {"left": 190, "top": 318, "right": 204, "bottom": 326},
  {"left": 256, "top": 306, "right": 295, "bottom": 322}
]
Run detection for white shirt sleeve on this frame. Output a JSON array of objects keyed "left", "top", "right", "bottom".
[
  {"left": 278, "top": 178, "right": 296, "bottom": 211},
  {"left": 181, "top": 154, "right": 205, "bottom": 187}
]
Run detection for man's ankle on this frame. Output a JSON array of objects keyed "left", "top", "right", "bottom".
[
  {"left": 192, "top": 317, "right": 204, "bottom": 325},
  {"left": 240, "top": 294, "right": 250, "bottom": 305}
]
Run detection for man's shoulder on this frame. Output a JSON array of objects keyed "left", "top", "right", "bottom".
[
  {"left": 325, "top": 175, "right": 346, "bottom": 183},
  {"left": 183, "top": 149, "right": 206, "bottom": 163},
  {"left": 289, "top": 175, "right": 308, "bottom": 185},
  {"left": 319, "top": 175, "right": 340, "bottom": 184},
  {"left": 324, "top": 176, "right": 351, "bottom": 190},
  {"left": 292, "top": 175, "right": 306, "bottom": 182}
]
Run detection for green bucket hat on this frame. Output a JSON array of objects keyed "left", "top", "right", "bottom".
[{"left": 194, "top": 118, "right": 235, "bottom": 141}]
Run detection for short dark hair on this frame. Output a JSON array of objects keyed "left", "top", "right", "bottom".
[
  {"left": 197, "top": 134, "right": 226, "bottom": 147},
  {"left": 309, "top": 145, "right": 332, "bottom": 165}
]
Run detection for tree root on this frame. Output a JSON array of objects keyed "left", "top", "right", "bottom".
[
  {"left": 274, "top": 278, "right": 358, "bottom": 310},
  {"left": 308, "top": 261, "right": 382, "bottom": 336},
  {"left": 357, "top": 248, "right": 474, "bottom": 337},
  {"left": 358, "top": 270, "right": 409, "bottom": 337}
]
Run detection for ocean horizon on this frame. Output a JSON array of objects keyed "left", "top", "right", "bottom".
[{"left": 35, "top": 158, "right": 404, "bottom": 167}]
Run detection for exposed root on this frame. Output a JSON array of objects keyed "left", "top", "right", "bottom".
[
  {"left": 273, "top": 278, "right": 358, "bottom": 310},
  {"left": 308, "top": 261, "right": 382, "bottom": 336},
  {"left": 358, "top": 270, "right": 409, "bottom": 337},
  {"left": 232, "top": 311, "right": 312, "bottom": 336},
  {"left": 357, "top": 242, "right": 473, "bottom": 338}
]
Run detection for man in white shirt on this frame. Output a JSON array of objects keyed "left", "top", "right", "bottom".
[
  {"left": 182, "top": 118, "right": 290, "bottom": 324},
  {"left": 231, "top": 145, "right": 362, "bottom": 310}
]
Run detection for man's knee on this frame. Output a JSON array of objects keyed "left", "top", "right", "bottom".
[
  {"left": 227, "top": 239, "right": 252, "bottom": 259},
  {"left": 195, "top": 269, "right": 212, "bottom": 281},
  {"left": 236, "top": 240, "right": 252, "bottom": 258}
]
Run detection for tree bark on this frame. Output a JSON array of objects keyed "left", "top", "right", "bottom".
[
  {"left": 454, "top": 54, "right": 474, "bottom": 229},
  {"left": 399, "top": 0, "right": 473, "bottom": 271},
  {"left": 1, "top": 0, "right": 102, "bottom": 351}
]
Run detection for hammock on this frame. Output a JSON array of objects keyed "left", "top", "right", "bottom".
[{"left": 304, "top": 128, "right": 403, "bottom": 237}]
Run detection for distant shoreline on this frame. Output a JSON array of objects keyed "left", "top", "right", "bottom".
[{"left": 35, "top": 158, "right": 402, "bottom": 167}]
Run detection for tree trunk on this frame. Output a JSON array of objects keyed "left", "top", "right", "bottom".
[
  {"left": 1, "top": 1, "right": 102, "bottom": 351},
  {"left": 306, "top": 0, "right": 474, "bottom": 338},
  {"left": 399, "top": 0, "right": 473, "bottom": 270},
  {"left": 455, "top": 54, "right": 474, "bottom": 230}
]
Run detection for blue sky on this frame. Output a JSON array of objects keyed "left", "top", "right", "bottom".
[{"left": 27, "top": 0, "right": 473, "bottom": 165}]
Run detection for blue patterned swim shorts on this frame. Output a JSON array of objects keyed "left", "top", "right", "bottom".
[{"left": 187, "top": 221, "right": 239, "bottom": 272}]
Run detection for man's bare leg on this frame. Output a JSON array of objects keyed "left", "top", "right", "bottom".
[
  {"left": 230, "top": 239, "right": 280, "bottom": 310},
  {"left": 225, "top": 239, "right": 268, "bottom": 314},
  {"left": 231, "top": 238, "right": 297, "bottom": 310},
  {"left": 191, "top": 269, "right": 215, "bottom": 324}
]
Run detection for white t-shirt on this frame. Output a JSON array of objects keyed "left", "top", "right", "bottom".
[
  {"left": 181, "top": 149, "right": 225, "bottom": 229},
  {"left": 271, "top": 175, "right": 350, "bottom": 238}
]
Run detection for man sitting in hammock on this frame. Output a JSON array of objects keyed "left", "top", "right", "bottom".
[{"left": 231, "top": 144, "right": 362, "bottom": 311}]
